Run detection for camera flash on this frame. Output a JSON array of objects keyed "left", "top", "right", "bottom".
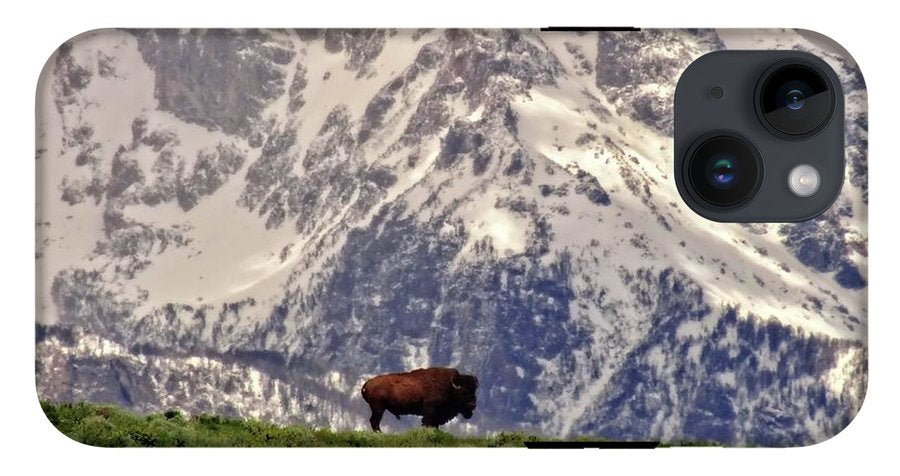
[{"left": 788, "top": 164, "right": 820, "bottom": 197}]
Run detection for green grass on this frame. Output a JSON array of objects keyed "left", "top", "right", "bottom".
[
  {"left": 41, "top": 401, "right": 724, "bottom": 448},
  {"left": 40, "top": 401, "right": 552, "bottom": 447}
]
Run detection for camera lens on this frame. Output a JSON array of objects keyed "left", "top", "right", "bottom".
[
  {"left": 758, "top": 61, "right": 834, "bottom": 137},
  {"left": 686, "top": 134, "right": 762, "bottom": 209},
  {"left": 708, "top": 156, "right": 737, "bottom": 188},
  {"left": 786, "top": 89, "right": 805, "bottom": 110}
]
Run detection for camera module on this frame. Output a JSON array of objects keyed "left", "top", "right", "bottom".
[{"left": 675, "top": 50, "right": 845, "bottom": 222}]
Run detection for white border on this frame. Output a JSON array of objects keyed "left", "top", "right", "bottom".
[{"left": 2, "top": 1, "right": 895, "bottom": 474}]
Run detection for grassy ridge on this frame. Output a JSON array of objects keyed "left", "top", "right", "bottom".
[{"left": 40, "top": 401, "right": 549, "bottom": 447}]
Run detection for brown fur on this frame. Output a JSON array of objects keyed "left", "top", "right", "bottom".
[{"left": 360, "top": 367, "right": 479, "bottom": 432}]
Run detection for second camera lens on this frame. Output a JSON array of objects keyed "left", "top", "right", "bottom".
[{"left": 758, "top": 61, "right": 834, "bottom": 137}]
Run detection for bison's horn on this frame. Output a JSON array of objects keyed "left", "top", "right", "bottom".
[{"left": 452, "top": 379, "right": 461, "bottom": 390}]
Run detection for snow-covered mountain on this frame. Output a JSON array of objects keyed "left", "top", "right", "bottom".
[{"left": 35, "top": 28, "right": 867, "bottom": 446}]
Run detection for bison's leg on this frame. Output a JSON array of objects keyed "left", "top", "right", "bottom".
[
  {"left": 368, "top": 405, "right": 385, "bottom": 432},
  {"left": 420, "top": 403, "right": 439, "bottom": 428},
  {"left": 421, "top": 415, "right": 438, "bottom": 428}
]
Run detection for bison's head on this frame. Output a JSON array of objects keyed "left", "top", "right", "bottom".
[{"left": 451, "top": 373, "right": 479, "bottom": 419}]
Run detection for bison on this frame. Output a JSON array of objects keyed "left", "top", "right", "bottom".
[{"left": 360, "top": 367, "right": 479, "bottom": 432}]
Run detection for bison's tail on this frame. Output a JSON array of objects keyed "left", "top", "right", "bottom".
[{"left": 360, "top": 382, "right": 371, "bottom": 403}]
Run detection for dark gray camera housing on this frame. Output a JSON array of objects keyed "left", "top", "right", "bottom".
[{"left": 674, "top": 50, "right": 844, "bottom": 222}]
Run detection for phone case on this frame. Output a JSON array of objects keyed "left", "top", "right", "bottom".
[{"left": 35, "top": 28, "right": 867, "bottom": 447}]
